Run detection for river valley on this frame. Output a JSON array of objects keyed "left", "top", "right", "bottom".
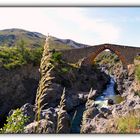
[{"left": 70, "top": 75, "right": 124, "bottom": 133}]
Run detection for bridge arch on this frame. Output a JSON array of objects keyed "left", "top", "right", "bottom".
[{"left": 81, "top": 44, "right": 128, "bottom": 68}]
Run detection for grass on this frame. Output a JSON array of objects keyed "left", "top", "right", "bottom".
[
  {"left": 135, "top": 91, "right": 140, "bottom": 97},
  {"left": 116, "top": 112, "right": 140, "bottom": 133},
  {"left": 135, "top": 56, "right": 140, "bottom": 61},
  {"left": 135, "top": 65, "right": 140, "bottom": 82}
]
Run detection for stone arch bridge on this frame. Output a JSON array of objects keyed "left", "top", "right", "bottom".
[{"left": 58, "top": 43, "right": 140, "bottom": 69}]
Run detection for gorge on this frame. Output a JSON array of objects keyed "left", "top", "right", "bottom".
[{"left": 0, "top": 35, "right": 140, "bottom": 134}]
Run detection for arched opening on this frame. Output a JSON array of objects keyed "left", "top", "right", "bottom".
[
  {"left": 81, "top": 45, "right": 128, "bottom": 70},
  {"left": 85, "top": 45, "right": 128, "bottom": 77},
  {"left": 94, "top": 49, "right": 123, "bottom": 75},
  {"left": 89, "top": 47, "right": 126, "bottom": 106},
  {"left": 88, "top": 46, "right": 128, "bottom": 69},
  {"left": 80, "top": 45, "right": 128, "bottom": 84}
]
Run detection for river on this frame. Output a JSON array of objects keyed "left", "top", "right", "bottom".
[
  {"left": 95, "top": 77, "right": 116, "bottom": 108},
  {"left": 70, "top": 76, "right": 123, "bottom": 133}
]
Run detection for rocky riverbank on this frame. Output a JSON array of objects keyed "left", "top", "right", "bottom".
[
  {"left": 80, "top": 75, "right": 140, "bottom": 133},
  {"left": 79, "top": 59, "right": 140, "bottom": 133},
  {"left": 19, "top": 69, "right": 140, "bottom": 134}
]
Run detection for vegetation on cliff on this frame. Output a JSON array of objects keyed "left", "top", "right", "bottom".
[
  {"left": 135, "top": 56, "right": 140, "bottom": 82},
  {"left": 0, "top": 109, "right": 28, "bottom": 133},
  {"left": 106, "top": 109, "right": 140, "bottom": 133},
  {"left": 95, "top": 50, "right": 120, "bottom": 65},
  {"left": 0, "top": 40, "right": 43, "bottom": 70},
  {"left": 95, "top": 50, "right": 122, "bottom": 76},
  {"left": 117, "top": 113, "right": 140, "bottom": 133},
  {"left": 135, "top": 65, "right": 140, "bottom": 82}
]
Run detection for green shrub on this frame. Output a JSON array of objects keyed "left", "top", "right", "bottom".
[
  {"left": 135, "top": 56, "right": 140, "bottom": 60},
  {"left": 0, "top": 109, "right": 28, "bottom": 133},
  {"left": 30, "top": 47, "right": 43, "bottom": 65},
  {"left": 95, "top": 51, "right": 121, "bottom": 65},
  {"left": 61, "top": 67, "right": 69, "bottom": 74},
  {"left": 0, "top": 45, "right": 43, "bottom": 70},
  {"left": 3, "top": 60, "right": 26, "bottom": 69},
  {"left": 135, "top": 65, "right": 140, "bottom": 82},
  {"left": 51, "top": 51, "right": 62, "bottom": 62}
]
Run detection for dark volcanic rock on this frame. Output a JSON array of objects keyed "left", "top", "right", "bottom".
[
  {"left": 108, "top": 99, "right": 114, "bottom": 105},
  {"left": 38, "top": 83, "right": 63, "bottom": 109},
  {"left": 41, "top": 107, "right": 57, "bottom": 128},
  {"left": 0, "top": 64, "right": 40, "bottom": 126},
  {"left": 21, "top": 103, "right": 35, "bottom": 125}
]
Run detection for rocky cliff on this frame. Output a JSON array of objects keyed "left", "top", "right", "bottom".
[{"left": 0, "top": 64, "right": 40, "bottom": 127}]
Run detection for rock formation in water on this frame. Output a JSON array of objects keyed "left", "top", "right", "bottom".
[{"left": 81, "top": 89, "right": 99, "bottom": 133}]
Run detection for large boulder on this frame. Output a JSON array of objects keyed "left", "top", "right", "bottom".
[
  {"left": 41, "top": 107, "right": 57, "bottom": 129},
  {"left": 20, "top": 103, "right": 35, "bottom": 125},
  {"left": 24, "top": 119, "right": 55, "bottom": 133}
]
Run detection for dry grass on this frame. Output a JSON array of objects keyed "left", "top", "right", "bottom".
[{"left": 106, "top": 110, "right": 140, "bottom": 133}]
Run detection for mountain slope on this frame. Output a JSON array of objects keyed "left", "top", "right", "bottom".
[
  {"left": 0, "top": 28, "right": 46, "bottom": 48},
  {"left": 0, "top": 28, "right": 90, "bottom": 49},
  {"left": 47, "top": 36, "right": 90, "bottom": 50}
]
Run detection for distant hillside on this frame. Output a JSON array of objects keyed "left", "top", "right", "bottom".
[
  {"left": 47, "top": 36, "right": 90, "bottom": 50},
  {"left": 0, "top": 28, "right": 46, "bottom": 48},
  {"left": 0, "top": 28, "right": 90, "bottom": 50}
]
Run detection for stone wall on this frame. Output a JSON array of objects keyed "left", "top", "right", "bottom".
[{"left": 58, "top": 43, "right": 140, "bottom": 68}]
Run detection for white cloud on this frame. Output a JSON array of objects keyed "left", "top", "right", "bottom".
[
  {"left": 0, "top": 8, "right": 122, "bottom": 45},
  {"left": 44, "top": 8, "right": 122, "bottom": 44}
]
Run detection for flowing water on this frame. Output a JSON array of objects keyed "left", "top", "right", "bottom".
[
  {"left": 70, "top": 104, "right": 85, "bottom": 133},
  {"left": 70, "top": 76, "right": 124, "bottom": 133},
  {"left": 95, "top": 76, "right": 124, "bottom": 108}
]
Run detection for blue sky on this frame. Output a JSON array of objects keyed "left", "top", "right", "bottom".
[{"left": 0, "top": 7, "right": 140, "bottom": 47}]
